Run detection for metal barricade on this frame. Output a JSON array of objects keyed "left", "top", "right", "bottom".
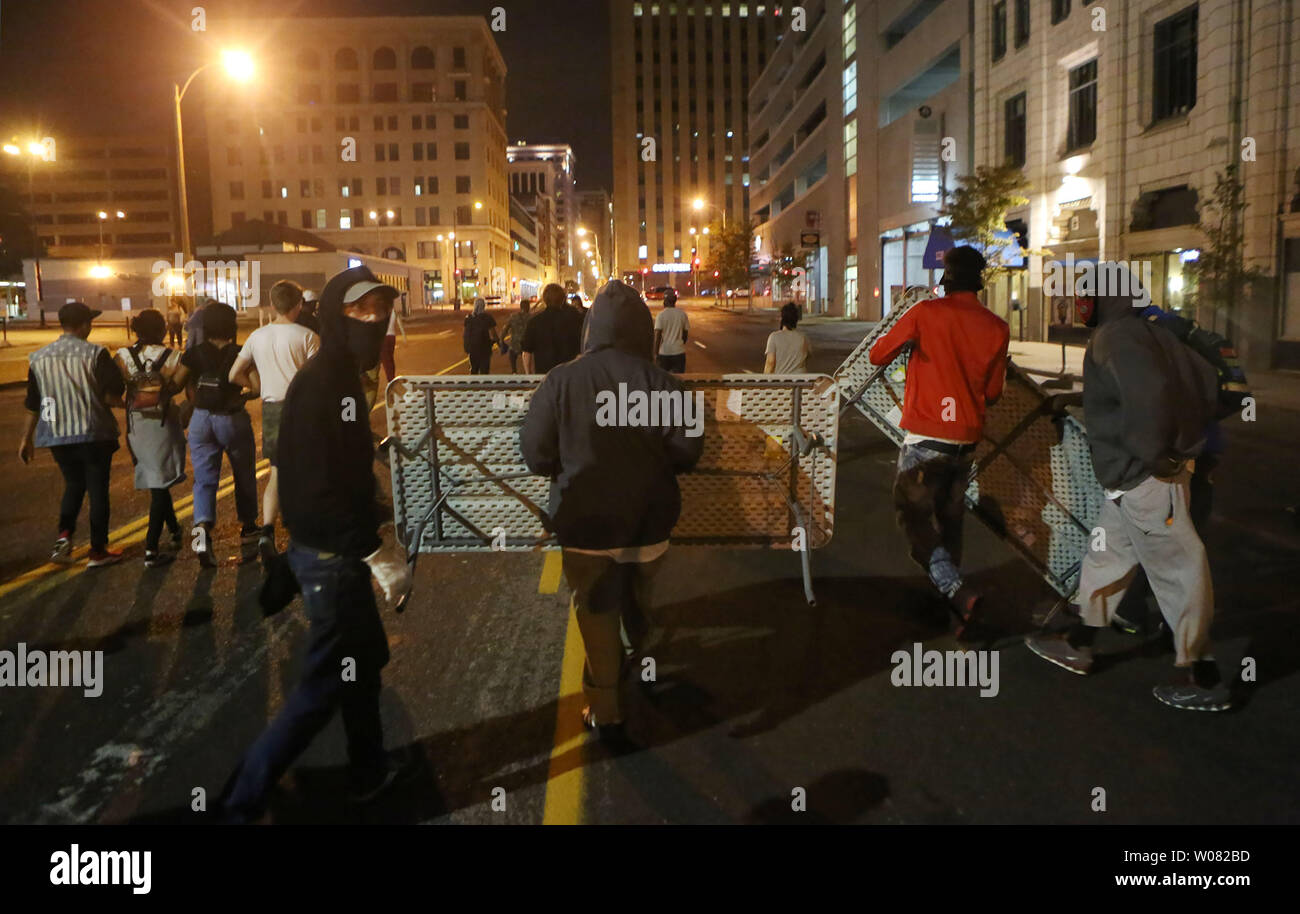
[{"left": 385, "top": 374, "right": 840, "bottom": 604}]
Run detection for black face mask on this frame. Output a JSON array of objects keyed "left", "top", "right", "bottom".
[{"left": 343, "top": 315, "right": 388, "bottom": 370}]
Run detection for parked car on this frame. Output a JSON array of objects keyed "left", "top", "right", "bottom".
[{"left": 646, "top": 285, "right": 673, "bottom": 301}]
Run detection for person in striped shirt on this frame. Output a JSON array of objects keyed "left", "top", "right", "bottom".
[{"left": 18, "top": 302, "right": 127, "bottom": 567}]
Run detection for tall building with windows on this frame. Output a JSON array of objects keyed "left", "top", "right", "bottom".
[
  {"left": 506, "top": 143, "right": 578, "bottom": 284},
  {"left": 203, "top": 15, "right": 510, "bottom": 305},
  {"left": 0, "top": 133, "right": 178, "bottom": 261},
  {"left": 975, "top": 0, "right": 1300, "bottom": 366},
  {"left": 611, "top": 1, "right": 778, "bottom": 290},
  {"left": 749, "top": 0, "right": 973, "bottom": 318}
]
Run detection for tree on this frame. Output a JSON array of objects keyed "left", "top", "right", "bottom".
[
  {"left": 940, "top": 163, "right": 1038, "bottom": 282},
  {"left": 1186, "top": 164, "right": 1266, "bottom": 334},
  {"left": 703, "top": 218, "right": 753, "bottom": 291}
]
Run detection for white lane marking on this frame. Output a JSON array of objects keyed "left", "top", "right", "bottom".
[
  {"left": 742, "top": 369, "right": 755, "bottom": 374},
  {"left": 693, "top": 340, "right": 707, "bottom": 349},
  {"left": 431, "top": 329, "right": 453, "bottom": 338}
]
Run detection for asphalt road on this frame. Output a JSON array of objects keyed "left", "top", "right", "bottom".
[{"left": 1, "top": 302, "right": 1298, "bottom": 824}]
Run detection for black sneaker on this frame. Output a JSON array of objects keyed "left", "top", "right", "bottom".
[
  {"left": 144, "top": 550, "right": 175, "bottom": 568},
  {"left": 1025, "top": 632, "right": 1094, "bottom": 675},
  {"left": 239, "top": 524, "right": 261, "bottom": 564},
  {"left": 1153, "top": 682, "right": 1233, "bottom": 711},
  {"left": 348, "top": 751, "right": 413, "bottom": 804},
  {"left": 257, "top": 524, "right": 278, "bottom": 565},
  {"left": 1111, "top": 612, "right": 1141, "bottom": 635}
]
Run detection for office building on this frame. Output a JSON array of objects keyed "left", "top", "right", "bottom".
[
  {"left": 611, "top": 1, "right": 779, "bottom": 290},
  {"left": 507, "top": 143, "right": 578, "bottom": 285},
  {"left": 203, "top": 15, "right": 511, "bottom": 305}
]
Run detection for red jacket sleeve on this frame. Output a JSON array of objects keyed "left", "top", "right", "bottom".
[
  {"left": 984, "top": 324, "right": 1010, "bottom": 404},
  {"left": 868, "top": 307, "right": 918, "bottom": 366}
]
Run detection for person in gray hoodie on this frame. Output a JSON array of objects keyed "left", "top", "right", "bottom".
[
  {"left": 1025, "top": 262, "right": 1230, "bottom": 710},
  {"left": 522, "top": 279, "right": 704, "bottom": 740}
]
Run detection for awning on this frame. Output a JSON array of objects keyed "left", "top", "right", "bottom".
[{"left": 922, "top": 225, "right": 1026, "bottom": 269}]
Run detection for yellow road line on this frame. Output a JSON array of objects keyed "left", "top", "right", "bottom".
[
  {"left": 542, "top": 597, "right": 587, "bottom": 825},
  {"left": 0, "top": 460, "right": 272, "bottom": 607},
  {"left": 537, "top": 550, "right": 563, "bottom": 594},
  {"left": 436, "top": 356, "right": 469, "bottom": 375}
]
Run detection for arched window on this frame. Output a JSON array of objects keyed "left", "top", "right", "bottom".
[
  {"left": 297, "top": 48, "right": 320, "bottom": 70},
  {"left": 411, "top": 46, "right": 435, "bottom": 69},
  {"left": 373, "top": 47, "right": 397, "bottom": 70},
  {"left": 335, "top": 48, "right": 359, "bottom": 70}
]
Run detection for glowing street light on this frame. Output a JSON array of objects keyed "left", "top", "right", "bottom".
[
  {"left": 2, "top": 143, "right": 19, "bottom": 156},
  {"left": 221, "top": 49, "right": 256, "bottom": 83},
  {"left": 174, "top": 49, "right": 256, "bottom": 264}
]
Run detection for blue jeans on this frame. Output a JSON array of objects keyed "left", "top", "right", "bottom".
[
  {"left": 188, "top": 408, "right": 259, "bottom": 527},
  {"left": 219, "top": 543, "right": 390, "bottom": 820}
]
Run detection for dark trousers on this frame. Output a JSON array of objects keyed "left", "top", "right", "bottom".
[
  {"left": 1114, "top": 455, "right": 1217, "bottom": 630},
  {"left": 167, "top": 325, "right": 182, "bottom": 348},
  {"left": 50, "top": 441, "right": 115, "bottom": 550},
  {"left": 146, "top": 488, "right": 180, "bottom": 552},
  {"left": 508, "top": 349, "right": 522, "bottom": 374},
  {"left": 468, "top": 345, "right": 493, "bottom": 375},
  {"left": 561, "top": 549, "right": 665, "bottom": 724},
  {"left": 892, "top": 443, "right": 973, "bottom": 597},
  {"left": 656, "top": 353, "right": 686, "bottom": 374},
  {"left": 219, "top": 542, "right": 389, "bottom": 820}
]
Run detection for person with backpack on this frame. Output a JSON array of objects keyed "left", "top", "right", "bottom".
[
  {"left": 1110, "top": 305, "right": 1251, "bottom": 635},
  {"left": 169, "top": 302, "right": 260, "bottom": 567},
  {"left": 1025, "top": 263, "right": 1231, "bottom": 711},
  {"left": 463, "top": 297, "right": 500, "bottom": 374},
  {"left": 115, "top": 309, "right": 186, "bottom": 567}
]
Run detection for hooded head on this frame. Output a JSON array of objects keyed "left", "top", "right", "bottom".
[
  {"left": 583, "top": 280, "right": 653, "bottom": 360},
  {"left": 1078, "top": 261, "right": 1151, "bottom": 328},
  {"left": 473, "top": 297, "right": 487, "bottom": 316},
  {"left": 317, "top": 265, "right": 397, "bottom": 369}
]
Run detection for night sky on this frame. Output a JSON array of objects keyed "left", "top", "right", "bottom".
[{"left": 0, "top": 0, "right": 613, "bottom": 190}]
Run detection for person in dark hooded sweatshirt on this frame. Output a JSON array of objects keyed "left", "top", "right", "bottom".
[
  {"left": 217, "top": 265, "right": 412, "bottom": 821},
  {"left": 522, "top": 279, "right": 704, "bottom": 740},
  {"left": 1025, "top": 262, "right": 1230, "bottom": 711}
]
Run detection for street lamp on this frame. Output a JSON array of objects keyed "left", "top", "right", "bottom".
[
  {"left": 174, "top": 50, "right": 255, "bottom": 266},
  {"left": 5, "top": 138, "right": 54, "bottom": 326}
]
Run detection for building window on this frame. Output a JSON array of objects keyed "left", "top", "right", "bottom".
[
  {"left": 1014, "top": 0, "right": 1030, "bottom": 47},
  {"left": 411, "top": 83, "right": 434, "bottom": 102},
  {"left": 425, "top": 114, "right": 436, "bottom": 129},
  {"left": 373, "top": 47, "right": 397, "bottom": 70},
  {"left": 454, "top": 142, "right": 470, "bottom": 160},
  {"left": 844, "top": 118, "right": 858, "bottom": 177},
  {"left": 377, "top": 177, "right": 388, "bottom": 195},
  {"left": 411, "top": 46, "right": 435, "bottom": 69},
  {"left": 911, "top": 120, "right": 941, "bottom": 204},
  {"left": 427, "top": 177, "right": 439, "bottom": 194},
  {"left": 373, "top": 83, "right": 398, "bottom": 102},
  {"left": 316, "top": 208, "right": 327, "bottom": 229},
  {"left": 1067, "top": 59, "right": 1098, "bottom": 150},
  {"left": 413, "top": 144, "right": 424, "bottom": 161},
  {"left": 261, "top": 179, "right": 273, "bottom": 199},
  {"left": 1153, "top": 5, "right": 1198, "bottom": 121},
  {"left": 456, "top": 176, "right": 471, "bottom": 194},
  {"left": 336, "top": 83, "right": 360, "bottom": 103},
  {"left": 1051, "top": 0, "right": 1070, "bottom": 25},
  {"left": 375, "top": 144, "right": 386, "bottom": 162},
  {"left": 1004, "top": 92, "right": 1027, "bottom": 167},
  {"left": 301, "top": 209, "right": 312, "bottom": 229},
  {"left": 340, "top": 209, "right": 353, "bottom": 229},
  {"left": 992, "top": 2, "right": 1008, "bottom": 61},
  {"left": 453, "top": 47, "right": 467, "bottom": 69},
  {"left": 426, "top": 143, "right": 437, "bottom": 160},
  {"left": 335, "top": 48, "right": 358, "bottom": 70},
  {"left": 230, "top": 181, "right": 244, "bottom": 200},
  {"left": 454, "top": 114, "right": 469, "bottom": 129},
  {"left": 389, "top": 143, "right": 399, "bottom": 161},
  {"left": 453, "top": 80, "right": 467, "bottom": 101},
  {"left": 842, "top": 60, "right": 857, "bottom": 116}
]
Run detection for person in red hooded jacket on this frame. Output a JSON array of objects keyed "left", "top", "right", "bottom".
[{"left": 868, "top": 245, "right": 1009, "bottom": 631}]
